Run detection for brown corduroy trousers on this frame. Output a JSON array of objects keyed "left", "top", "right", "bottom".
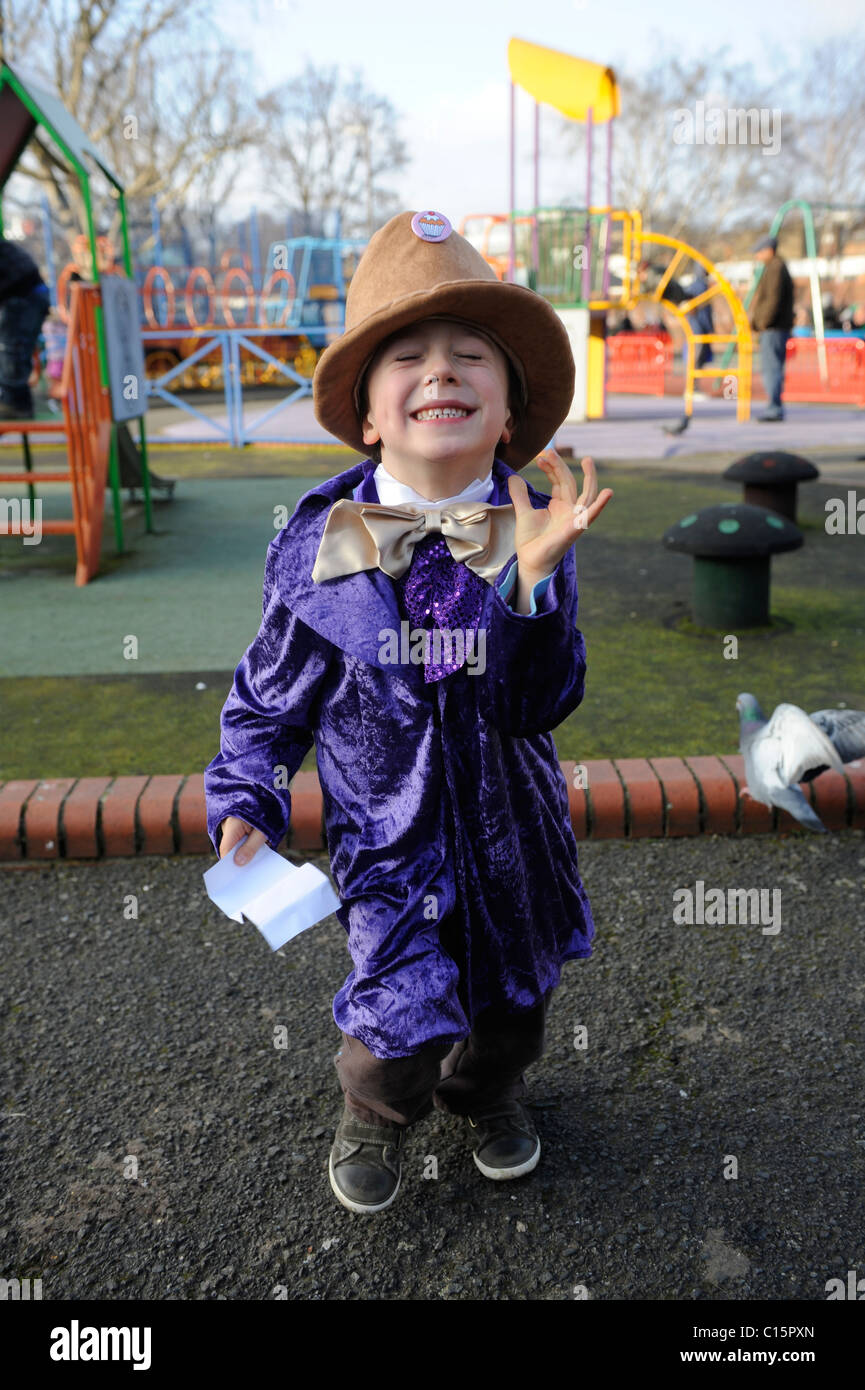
[{"left": 334, "top": 993, "right": 551, "bottom": 1128}]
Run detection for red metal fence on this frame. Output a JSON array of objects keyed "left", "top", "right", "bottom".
[
  {"left": 607, "top": 331, "right": 865, "bottom": 405},
  {"left": 782, "top": 337, "right": 865, "bottom": 405},
  {"left": 606, "top": 334, "right": 671, "bottom": 394}
]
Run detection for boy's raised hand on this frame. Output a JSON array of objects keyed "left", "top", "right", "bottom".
[
  {"left": 219, "top": 815, "right": 268, "bottom": 865},
  {"left": 506, "top": 449, "right": 613, "bottom": 581}
]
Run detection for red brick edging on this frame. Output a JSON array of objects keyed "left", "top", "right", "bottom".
[{"left": 1, "top": 760, "right": 863, "bottom": 861}]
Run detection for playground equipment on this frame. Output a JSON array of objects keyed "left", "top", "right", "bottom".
[
  {"left": 663, "top": 504, "right": 803, "bottom": 630},
  {"left": 502, "top": 39, "right": 753, "bottom": 425},
  {"left": 0, "top": 281, "right": 112, "bottom": 585},
  {"left": 722, "top": 451, "right": 819, "bottom": 524},
  {"left": 0, "top": 60, "right": 154, "bottom": 583},
  {"left": 128, "top": 232, "right": 365, "bottom": 448},
  {"left": 464, "top": 200, "right": 753, "bottom": 424},
  {"left": 458, "top": 214, "right": 535, "bottom": 284},
  {"left": 44, "top": 216, "right": 364, "bottom": 392},
  {"left": 130, "top": 237, "right": 357, "bottom": 388}
]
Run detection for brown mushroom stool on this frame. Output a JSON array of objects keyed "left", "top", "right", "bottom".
[
  {"left": 722, "top": 451, "right": 819, "bottom": 523},
  {"left": 662, "top": 503, "right": 803, "bottom": 628}
]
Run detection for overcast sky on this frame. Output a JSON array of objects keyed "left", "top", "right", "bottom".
[{"left": 211, "top": 0, "right": 864, "bottom": 225}]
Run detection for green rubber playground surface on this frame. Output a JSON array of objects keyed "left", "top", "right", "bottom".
[{"left": 1, "top": 445, "right": 863, "bottom": 782}]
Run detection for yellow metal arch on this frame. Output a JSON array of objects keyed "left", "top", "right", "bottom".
[
  {"left": 583, "top": 209, "right": 752, "bottom": 420},
  {"left": 637, "top": 230, "right": 752, "bottom": 422},
  {"left": 463, "top": 202, "right": 753, "bottom": 420}
]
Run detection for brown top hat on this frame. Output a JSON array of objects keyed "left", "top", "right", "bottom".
[{"left": 312, "top": 209, "right": 575, "bottom": 470}]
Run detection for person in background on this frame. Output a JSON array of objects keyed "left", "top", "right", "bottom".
[
  {"left": 820, "top": 292, "right": 842, "bottom": 332},
  {"left": 0, "top": 235, "right": 52, "bottom": 420},
  {"left": 606, "top": 309, "right": 636, "bottom": 335},
  {"left": 687, "top": 268, "right": 715, "bottom": 372},
  {"left": 42, "top": 306, "right": 68, "bottom": 403},
  {"left": 748, "top": 235, "right": 794, "bottom": 422}
]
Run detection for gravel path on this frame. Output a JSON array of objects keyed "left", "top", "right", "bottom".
[{"left": 2, "top": 831, "right": 864, "bottom": 1302}]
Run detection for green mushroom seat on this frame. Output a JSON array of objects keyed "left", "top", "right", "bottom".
[{"left": 662, "top": 502, "right": 803, "bottom": 628}]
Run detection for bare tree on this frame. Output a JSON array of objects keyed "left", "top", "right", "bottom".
[
  {"left": 257, "top": 61, "right": 411, "bottom": 241},
  {"left": 550, "top": 40, "right": 796, "bottom": 256},
  {"left": 0, "top": 0, "right": 268, "bottom": 258},
  {"left": 783, "top": 36, "right": 865, "bottom": 212},
  {"left": 0, "top": 0, "right": 53, "bottom": 66}
]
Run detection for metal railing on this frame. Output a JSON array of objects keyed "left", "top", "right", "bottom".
[{"left": 141, "top": 325, "right": 333, "bottom": 445}]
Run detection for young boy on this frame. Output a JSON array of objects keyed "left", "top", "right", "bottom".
[{"left": 204, "top": 209, "right": 612, "bottom": 1214}]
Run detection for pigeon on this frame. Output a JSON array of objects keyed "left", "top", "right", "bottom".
[
  {"left": 662, "top": 413, "right": 690, "bottom": 436},
  {"left": 736, "top": 693, "right": 865, "bottom": 832},
  {"left": 803, "top": 708, "right": 865, "bottom": 776}
]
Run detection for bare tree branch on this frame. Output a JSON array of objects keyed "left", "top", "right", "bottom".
[
  {"left": 3, "top": 0, "right": 268, "bottom": 259},
  {"left": 259, "top": 60, "right": 410, "bottom": 239}
]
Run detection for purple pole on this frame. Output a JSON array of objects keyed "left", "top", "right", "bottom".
[
  {"left": 602, "top": 115, "right": 614, "bottom": 297},
  {"left": 532, "top": 100, "right": 539, "bottom": 286},
  {"left": 509, "top": 80, "right": 516, "bottom": 284},
  {"left": 582, "top": 106, "right": 593, "bottom": 302}
]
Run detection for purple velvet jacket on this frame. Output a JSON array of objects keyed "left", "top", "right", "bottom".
[{"left": 204, "top": 455, "right": 595, "bottom": 1058}]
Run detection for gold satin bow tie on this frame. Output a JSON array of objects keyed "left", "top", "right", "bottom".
[{"left": 311, "top": 498, "right": 517, "bottom": 586}]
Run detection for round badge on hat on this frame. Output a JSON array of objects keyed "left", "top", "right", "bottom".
[{"left": 411, "top": 210, "right": 452, "bottom": 242}]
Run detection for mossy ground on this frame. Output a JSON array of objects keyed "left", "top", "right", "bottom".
[{"left": 1, "top": 447, "right": 862, "bottom": 780}]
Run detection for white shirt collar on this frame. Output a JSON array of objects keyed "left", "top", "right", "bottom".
[{"left": 373, "top": 460, "right": 495, "bottom": 508}]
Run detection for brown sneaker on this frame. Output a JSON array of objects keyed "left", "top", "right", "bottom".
[
  {"left": 466, "top": 1100, "right": 540, "bottom": 1179},
  {"left": 328, "top": 1107, "right": 405, "bottom": 1213}
]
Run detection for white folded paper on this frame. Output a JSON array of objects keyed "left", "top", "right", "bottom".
[{"left": 203, "top": 836, "right": 340, "bottom": 950}]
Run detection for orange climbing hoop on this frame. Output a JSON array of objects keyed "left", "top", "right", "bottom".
[
  {"left": 219, "top": 248, "right": 251, "bottom": 272},
  {"left": 143, "top": 266, "right": 177, "bottom": 328},
  {"left": 258, "top": 269, "right": 296, "bottom": 326},
  {"left": 220, "top": 267, "right": 255, "bottom": 327},
  {"left": 184, "top": 267, "right": 216, "bottom": 328}
]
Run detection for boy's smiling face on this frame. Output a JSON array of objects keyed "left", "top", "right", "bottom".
[{"left": 359, "top": 316, "right": 515, "bottom": 497}]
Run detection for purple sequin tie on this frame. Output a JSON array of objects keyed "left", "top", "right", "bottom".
[{"left": 396, "top": 532, "right": 487, "bottom": 683}]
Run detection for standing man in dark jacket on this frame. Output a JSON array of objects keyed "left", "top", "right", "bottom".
[
  {"left": 748, "top": 234, "right": 794, "bottom": 421},
  {"left": 0, "top": 236, "right": 52, "bottom": 419}
]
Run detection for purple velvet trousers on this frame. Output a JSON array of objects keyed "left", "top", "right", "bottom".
[{"left": 335, "top": 992, "right": 551, "bottom": 1128}]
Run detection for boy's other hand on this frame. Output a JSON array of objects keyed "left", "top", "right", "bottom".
[
  {"left": 507, "top": 449, "right": 614, "bottom": 582},
  {"left": 219, "top": 816, "right": 268, "bottom": 865}
]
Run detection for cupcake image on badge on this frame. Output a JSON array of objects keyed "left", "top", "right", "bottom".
[{"left": 411, "top": 211, "right": 452, "bottom": 242}]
